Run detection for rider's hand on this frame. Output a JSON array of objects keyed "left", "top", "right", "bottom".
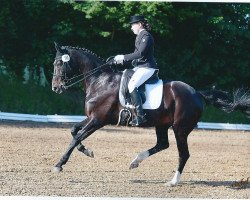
[{"left": 114, "top": 55, "right": 124, "bottom": 64}]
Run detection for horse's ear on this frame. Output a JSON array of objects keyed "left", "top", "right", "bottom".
[{"left": 54, "top": 42, "right": 61, "bottom": 52}]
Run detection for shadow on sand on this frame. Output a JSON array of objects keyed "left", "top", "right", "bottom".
[
  {"left": 130, "top": 179, "right": 167, "bottom": 184},
  {"left": 130, "top": 179, "right": 250, "bottom": 189},
  {"left": 186, "top": 180, "right": 249, "bottom": 189}
]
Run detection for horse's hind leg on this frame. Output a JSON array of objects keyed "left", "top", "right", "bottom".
[
  {"left": 166, "top": 124, "right": 191, "bottom": 186},
  {"left": 130, "top": 125, "right": 170, "bottom": 169},
  {"left": 71, "top": 118, "right": 94, "bottom": 158}
]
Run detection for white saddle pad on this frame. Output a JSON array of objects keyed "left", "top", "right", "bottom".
[{"left": 119, "top": 79, "right": 163, "bottom": 110}]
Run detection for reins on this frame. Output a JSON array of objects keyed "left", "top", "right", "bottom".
[{"left": 63, "top": 59, "right": 114, "bottom": 89}]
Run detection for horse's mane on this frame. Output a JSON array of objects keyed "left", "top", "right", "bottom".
[
  {"left": 62, "top": 45, "right": 105, "bottom": 62},
  {"left": 61, "top": 45, "right": 121, "bottom": 90}
]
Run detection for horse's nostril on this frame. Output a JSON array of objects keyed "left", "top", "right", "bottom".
[{"left": 52, "top": 87, "right": 57, "bottom": 91}]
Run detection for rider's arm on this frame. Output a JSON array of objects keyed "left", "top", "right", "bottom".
[{"left": 124, "top": 34, "right": 151, "bottom": 62}]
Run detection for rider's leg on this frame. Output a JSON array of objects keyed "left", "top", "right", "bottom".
[
  {"left": 129, "top": 88, "right": 147, "bottom": 126},
  {"left": 128, "top": 67, "right": 156, "bottom": 93},
  {"left": 128, "top": 67, "right": 155, "bottom": 126}
]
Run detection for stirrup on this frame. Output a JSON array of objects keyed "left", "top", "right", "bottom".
[{"left": 129, "top": 115, "right": 147, "bottom": 127}]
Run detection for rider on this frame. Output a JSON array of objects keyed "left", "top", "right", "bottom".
[{"left": 114, "top": 15, "right": 158, "bottom": 126}]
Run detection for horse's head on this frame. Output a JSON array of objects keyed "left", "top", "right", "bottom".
[
  {"left": 52, "top": 42, "right": 109, "bottom": 94},
  {"left": 52, "top": 42, "right": 76, "bottom": 94}
]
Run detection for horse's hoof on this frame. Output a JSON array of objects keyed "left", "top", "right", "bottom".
[
  {"left": 52, "top": 166, "right": 63, "bottom": 173},
  {"left": 165, "top": 181, "right": 177, "bottom": 187},
  {"left": 83, "top": 149, "right": 94, "bottom": 158},
  {"left": 129, "top": 162, "right": 139, "bottom": 170}
]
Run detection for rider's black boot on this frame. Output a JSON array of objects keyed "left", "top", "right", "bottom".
[{"left": 129, "top": 88, "right": 147, "bottom": 126}]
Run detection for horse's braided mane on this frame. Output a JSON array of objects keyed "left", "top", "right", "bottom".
[{"left": 63, "top": 45, "right": 105, "bottom": 62}]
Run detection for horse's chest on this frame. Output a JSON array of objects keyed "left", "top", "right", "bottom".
[
  {"left": 85, "top": 97, "right": 97, "bottom": 112},
  {"left": 85, "top": 94, "right": 104, "bottom": 114}
]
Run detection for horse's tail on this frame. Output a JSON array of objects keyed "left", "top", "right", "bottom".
[{"left": 198, "top": 88, "right": 250, "bottom": 117}]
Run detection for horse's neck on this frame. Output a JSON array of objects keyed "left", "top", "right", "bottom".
[{"left": 77, "top": 53, "right": 104, "bottom": 89}]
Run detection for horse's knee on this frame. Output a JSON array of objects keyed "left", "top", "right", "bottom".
[
  {"left": 71, "top": 126, "right": 77, "bottom": 136},
  {"left": 71, "top": 124, "right": 81, "bottom": 136}
]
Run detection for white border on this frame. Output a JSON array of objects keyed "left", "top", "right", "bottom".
[
  {"left": 0, "top": 197, "right": 201, "bottom": 200},
  {"left": 0, "top": 112, "right": 249, "bottom": 131},
  {"left": 0, "top": 197, "right": 248, "bottom": 200}
]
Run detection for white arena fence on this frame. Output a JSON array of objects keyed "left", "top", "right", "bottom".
[{"left": 0, "top": 111, "right": 249, "bottom": 131}]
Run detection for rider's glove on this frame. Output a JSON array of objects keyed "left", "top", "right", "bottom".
[{"left": 114, "top": 55, "right": 124, "bottom": 64}]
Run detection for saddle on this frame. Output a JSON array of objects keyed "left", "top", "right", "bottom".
[{"left": 117, "top": 69, "right": 163, "bottom": 126}]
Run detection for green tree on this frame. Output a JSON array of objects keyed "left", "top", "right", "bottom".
[
  {"left": 62, "top": 1, "right": 250, "bottom": 89},
  {"left": 0, "top": 1, "right": 249, "bottom": 89},
  {"left": 0, "top": 0, "right": 87, "bottom": 81}
]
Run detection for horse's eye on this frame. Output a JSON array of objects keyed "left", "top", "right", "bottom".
[{"left": 56, "top": 60, "right": 63, "bottom": 65}]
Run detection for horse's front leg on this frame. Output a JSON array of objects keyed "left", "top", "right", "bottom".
[
  {"left": 53, "top": 118, "right": 102, "bottom": 173},
  {"left": 71, "top": 118, "right": 94, "bottom": 158}
]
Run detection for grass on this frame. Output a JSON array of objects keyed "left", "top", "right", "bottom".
[
  {"left": 201, "top": 105, "right": 249, "bottom": 124},
  {"left": 0, "top": 76, "right": 84, "bottom": 115}
]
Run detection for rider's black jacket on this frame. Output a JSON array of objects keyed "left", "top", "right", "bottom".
[{"left": 124, "top": 29, "right": 157, "bottom": 69}]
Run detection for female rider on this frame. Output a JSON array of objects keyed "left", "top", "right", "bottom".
[{"left": 114, "top": 15, "right": 158, "bottom": 126}]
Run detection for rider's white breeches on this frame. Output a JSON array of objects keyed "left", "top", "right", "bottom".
[{"left": 128, "top": 67, "right": 156, "bottom": 93}]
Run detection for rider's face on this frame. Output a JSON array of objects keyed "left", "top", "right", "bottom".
[{"left": 131, "top": 22, "right": 142, "bottom": 35}]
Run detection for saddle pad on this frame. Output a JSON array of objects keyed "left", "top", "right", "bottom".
[{"left": 119, "top": 79, "right": 163, "bottom": 110}]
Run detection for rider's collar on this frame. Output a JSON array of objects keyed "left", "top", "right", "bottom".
[{"left": 139, "top": 29, "right": 146, "bottom": 34}]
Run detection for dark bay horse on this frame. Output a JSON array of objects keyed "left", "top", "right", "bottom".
[{"left": 52, "top": 43, "right": 250, "bottom": 186}]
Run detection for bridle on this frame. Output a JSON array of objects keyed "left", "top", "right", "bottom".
[
  {"left": 53, "top": 55, "right": 115, "bottom": 89},
  {"left": 53, "top": 55, "right": 71, "bottom": 81}
]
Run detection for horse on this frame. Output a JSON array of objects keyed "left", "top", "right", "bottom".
[{"left": 51, "top": 42, "right": 250, "bottom": 186}]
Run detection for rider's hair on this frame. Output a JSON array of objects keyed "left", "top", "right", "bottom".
[{"left": 141, "top": 19, "right": 152, "bottom": 31}]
